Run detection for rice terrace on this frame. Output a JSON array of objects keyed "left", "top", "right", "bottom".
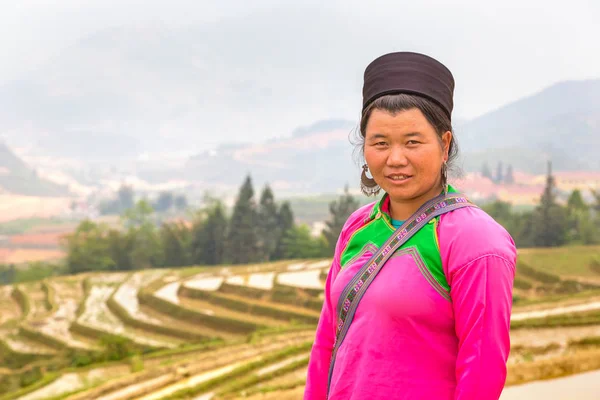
[{"left": 1, "top": 245, "right": 600, "bottom": 400}]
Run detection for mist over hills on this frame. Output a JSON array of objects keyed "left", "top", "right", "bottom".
[
  {"left": 0, "top": 15, "right": 598, "bottom": 196},
  {"left": 0, "top": 142, "right": 69, "bottom": 196},
  {"left": 457, "top": 80, "right": 600, "bottom": 173}
]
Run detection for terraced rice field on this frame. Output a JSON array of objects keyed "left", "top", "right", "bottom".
[{"left": 2, "top": 249, "right": 600, "bottom": 400}]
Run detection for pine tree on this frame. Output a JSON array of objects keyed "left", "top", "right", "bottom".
[
  {"left": 174, "top": 195, "right": 188, "bottom": 211},
  {"left": 257, "top": 185, "right": 280, "bottom": 261},
  {"left": 200, "top": 202, "right": 228, "bottom": 265},
  {"left": 154, "top": 192, "right": 174, "bottom": 213},
  {"left": 529, "top": 161, "right": 568, "bottom": 247},
  {"left": 118, "top": 185, "right": 135, "bottom": 211},
  {"left": 273, "top": 201, "right": 295, "bottom": 260},
  {"left": 481, "top": 163, "right": 492, "bottom": 180},
  {"left": 226, "top": 175, "right": 259, "bottom": 264},
  {"left": 123, "top": 200, "right": 163, "bottom": 268},
  {"left": 504, "top": 165, "right": 515, "bottom": 184},
  {"left": 160, "top": 222, "right": 191, "bottom": 267},
  {"left": 495, "top": 161, "right": 504, "bottom": 184},
  {"left": 566, "top": 189, "right": 598, "bottom": 244},
  {"left": 280, "top": 225, "right": 330, "bottom": 259},
  {"left": 64, "top": 220, "right": 115, "bottom": 274},
  {"left": 323, "top": 185, "right": 360, "bottom": 252},
  {"left": 107, "top": 229, "right": 133, "bottom": 271}
]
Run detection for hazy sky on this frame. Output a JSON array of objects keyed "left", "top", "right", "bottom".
[{"left": 1, "top": 0, "right": 598, "bottom": 123}]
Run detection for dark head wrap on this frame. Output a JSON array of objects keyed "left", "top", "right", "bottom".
[{"left": 362, "top": 52, "right": 455, "bottom": 120}]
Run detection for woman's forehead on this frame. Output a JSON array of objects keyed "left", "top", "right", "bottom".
[{"left": 365, "top": 108, "right": 433, "bottom": 137}]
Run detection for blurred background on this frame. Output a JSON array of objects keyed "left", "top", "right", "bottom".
[{"left": 0, "top": 1, "right": 599, "bottom": 399}]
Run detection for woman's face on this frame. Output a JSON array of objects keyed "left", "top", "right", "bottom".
[{"left": 364, "top": 108, "right": 451, "bottom": 206}]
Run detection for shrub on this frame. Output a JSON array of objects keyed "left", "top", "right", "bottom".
[
  {"left": 513, "top": 278, "right": 533, "bottom": 290},
  {"left": 517, "top": 262, "right": 560, "bottom": 284},
  {"left": 590, "top": 257, "right": 600, "bottom": 275}
]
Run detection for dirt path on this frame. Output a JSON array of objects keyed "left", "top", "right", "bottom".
[
  {"left": 511, "top": 301, "right": 600, "bottom": 321},
  {"left": 501, "top": 369, "right": 600, "bottom": 400}
]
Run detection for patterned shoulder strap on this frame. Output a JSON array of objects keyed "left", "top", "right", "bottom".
[{"left": 326, "top": 192, "right": 476, "bottom": 397}]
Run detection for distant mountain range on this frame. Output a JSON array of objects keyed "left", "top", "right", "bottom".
[
  {"left": 0, "top": 18, "right": 598, "bottom": 196},
  {"left": 456, "top": 79, "right": 600, "bottom": 173},
  {"left": 0, "top": 142, "right": 69, "bottom": 196}
]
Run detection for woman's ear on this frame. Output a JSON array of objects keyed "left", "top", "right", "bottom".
[{"left": 441, "top": 131, "right": 452, "bottom": 160}]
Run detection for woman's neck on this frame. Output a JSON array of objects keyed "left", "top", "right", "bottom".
[{"left": 388, "top": 184, "right": 445, "bottom": 221}]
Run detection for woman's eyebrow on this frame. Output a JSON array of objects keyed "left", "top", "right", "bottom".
[
  {"left": 368, "top": 133, "right": 388, "bottom": 140},
  {"left": 368, "top": 132, "right": 424, "bottom": 140}
]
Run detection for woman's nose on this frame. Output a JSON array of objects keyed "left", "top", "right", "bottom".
[{"left": 387, "top": 146, "right": 408, "bottom": 166}]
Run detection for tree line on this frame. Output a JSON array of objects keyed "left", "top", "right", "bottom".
[
  {"left": 481, "top": 161, "right": 515, "bottom": 184},
  {"left": 61, "top": 176, "right": 360, "bottom": 274},
  {"left": 2, "top": 166, "right": 599, "bottom": 282},
  {"left": 482, "top": 164, "right": 600, "bottom": 247}
]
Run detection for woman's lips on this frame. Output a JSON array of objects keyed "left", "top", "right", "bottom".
[{"left": 385, "top": 174, "right": 413, "bottom": 184}]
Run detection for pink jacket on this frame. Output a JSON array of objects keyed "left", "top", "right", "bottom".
[{"left": 304, "top": 199, "right": 517, "bottom": 400}]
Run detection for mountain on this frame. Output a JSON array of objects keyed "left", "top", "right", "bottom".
[
  {"left": 0, "top": 8, "right": 376, "bottom": 161},
  {"left": 0, "top": 13, "right": 597, "bottom": 190},
  {"left": 457, "top": 80, "right": 600, "bottom": 173},
  {"left": 136, "top": 119, "right": 362, "bottom": 195},
  {"left": 0, "top": 143, "right": 70, "bottom": 196}
]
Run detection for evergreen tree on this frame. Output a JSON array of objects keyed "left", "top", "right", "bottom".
[
  {"left": 591, "top": 189, "right": 600, "bottom": 214},
  {"left": 161, "top": 222, "right": 191, "bottom": 267},
  {"left": 123, "top": 200, "right": 163, "bottom": 268},
  {"left": 257, "top": 185, "right": 280, "bottom": 261},
  {"left": 529, "top": 161, "right": 568, "bottom": 247},
  {"left": 280, "top": 225, "right": 330, "bottom": 259},
  {"left": 226, "top": 175, "right": 259, "bottom": 264},
  {"left": 118, "top": 185, "right": 135, "bottom": 211},
  {"left": 566, "top": 189, "right": 598, "bottom": 244},
  {"left": 63, "top": 220, "right": 114, "bottom": 274},
  {"left": 191, "top": 202, "right": 228, "bottom": 265},
  {"left": 174, "top": 195, "right": 188, "bottom": 211},
  {"left": 495, "top": 161, "right": 504, "bottom": 184},
  {"left": 504, "top": 165, "right": 515, "bottom": 184},
  {"left": 481, "top": 163, "right": 493, "bottom": 180},
  {"left": 107, "top": 229, "right": 133, "bottom": 271},
  {"left": 273, "top": 201, "right": 295, "bottom": 260},
  {"left": 323, "top": 185, "right": 360, "bottom": 252},
  {"left": 567, "top": 189, "right": 587, "bottom": 213},
  {"left": 154, "top": 192, "right": 174, "bottom": 213}
]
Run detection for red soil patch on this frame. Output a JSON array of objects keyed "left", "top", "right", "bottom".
[
  {"left": 0, "top": 248, "right": 65, "bottom": 264},
  {"left": 9, "top": 232, "right": 67, "bottom": 246}
]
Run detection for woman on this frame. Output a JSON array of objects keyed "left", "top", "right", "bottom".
[{"left": 304, "top": 52, "right": 516, "bottom": 400}]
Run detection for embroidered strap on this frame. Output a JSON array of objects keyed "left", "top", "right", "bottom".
[{"left": 326, "top": 192, "right": 476, "bottom": 397}]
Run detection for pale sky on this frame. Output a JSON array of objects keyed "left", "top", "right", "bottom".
[{"left": 1, "top": 0, "right": 598, "bottom": 122}]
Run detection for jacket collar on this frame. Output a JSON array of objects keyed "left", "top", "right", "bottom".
[{"left": 367, "top": 184, "right": 459, "bottom": 222}]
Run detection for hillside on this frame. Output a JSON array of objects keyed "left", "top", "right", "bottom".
[
  {"left": 458, "top": 80, "right": 600, "bottom": 173},
  {"left": 0, "top": 143, "right": 70, "bottom": 196},
  {"left": 1, "top": 247, "right": 600, "bottom": 399}
]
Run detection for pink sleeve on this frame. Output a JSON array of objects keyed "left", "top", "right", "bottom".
[
  {"left": 450, "top": 254, "right": 515, "bottom": 400},
  {"left": 303, "top": 256, "right": 340, "bottom": 400},
  {"left": 439, "top": 207, "right": 517, "bottom": 400}
]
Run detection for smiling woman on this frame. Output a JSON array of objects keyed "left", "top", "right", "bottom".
[{"left": 304, "top": 52, "right": 517, "bottom": 400}]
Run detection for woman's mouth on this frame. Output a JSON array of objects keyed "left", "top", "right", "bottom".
[{"left": 386, "top": 174, "right": 413, "bottom": 184}]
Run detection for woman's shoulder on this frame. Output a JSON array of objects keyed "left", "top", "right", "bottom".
[
  {"left": 437, "top": 204, "right": 517, "bottom": 270},
  {"left": 337, "top": 201, "right": 376, "bottom": 242}
]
